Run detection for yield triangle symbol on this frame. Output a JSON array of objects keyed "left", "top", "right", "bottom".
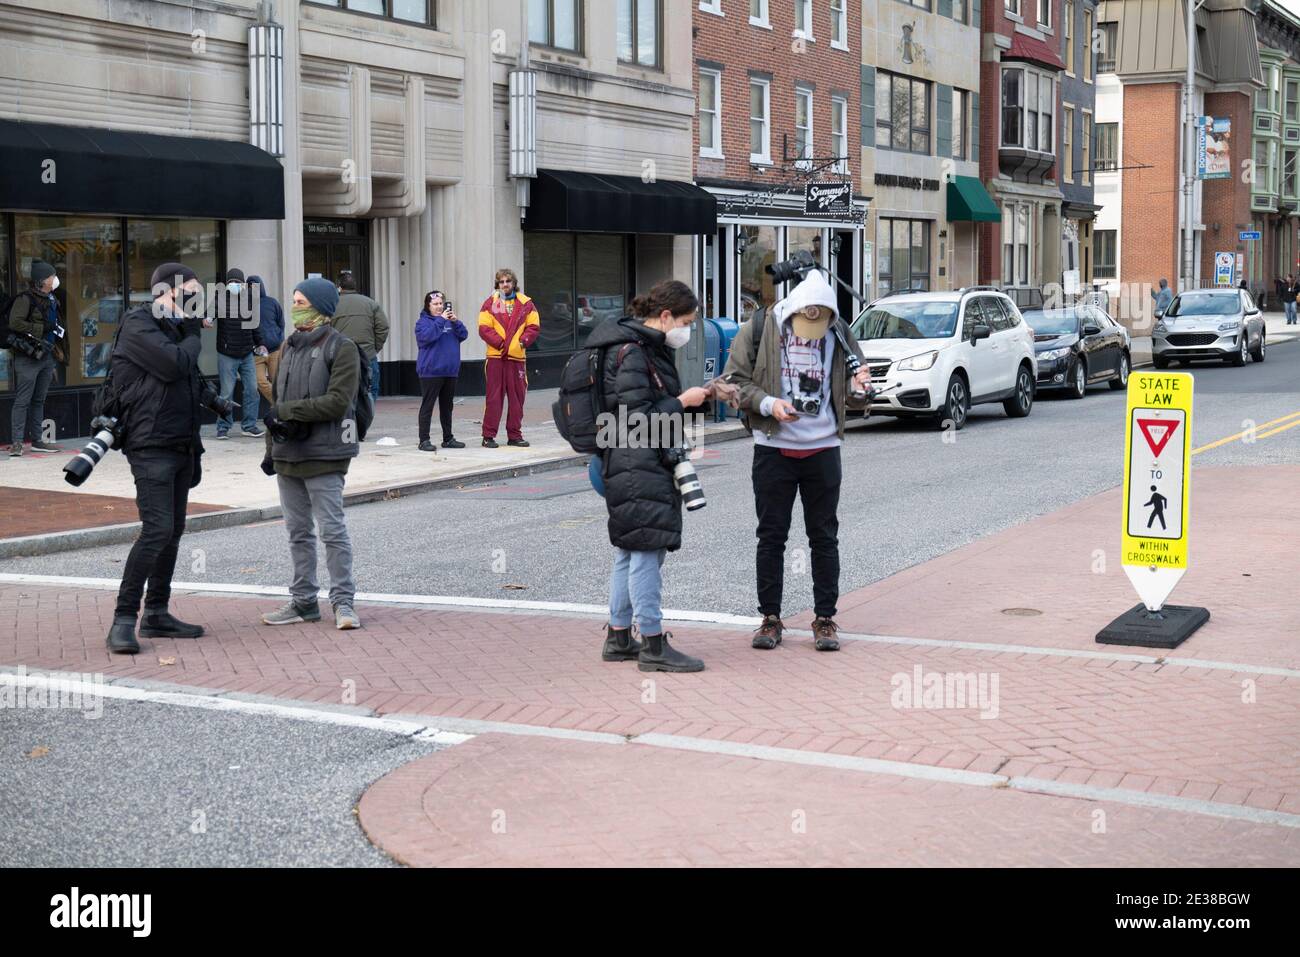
[{"left": 1137, "top": 417, "right": 1179, "bottom": 458}]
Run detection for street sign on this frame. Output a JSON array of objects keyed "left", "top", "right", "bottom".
[
  {"left": 1214, "top": 252, "right": 1234, "bottom": 286},
  {"left": 1239, "top": 231, "right": 1262, "bottom": 241},
  {"left": 1121, "top": 372, "right": 1193, "bottom": 611}
]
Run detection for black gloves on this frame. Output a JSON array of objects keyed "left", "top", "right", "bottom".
[
  {"left": 260, "top": 456, "right": 276, "bottom": 477},
  {"left": 264, "top": 409, "right": 307, "bottom": 443},
  {"left": 180, "top": 315, "right": 203, "bottom": 339}
]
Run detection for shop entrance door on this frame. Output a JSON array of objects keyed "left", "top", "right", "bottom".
[{"left": 303, "top": 220, "right": 369, "bottom": 294}]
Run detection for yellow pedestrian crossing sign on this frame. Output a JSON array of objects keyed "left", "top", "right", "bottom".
[{"left": 1121, "top": 371, "right": 1193, "bottom": 610}]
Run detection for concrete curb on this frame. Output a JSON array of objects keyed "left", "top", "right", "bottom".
[{"left": 0, "top": 422, "right": 752, "bottom": 559}]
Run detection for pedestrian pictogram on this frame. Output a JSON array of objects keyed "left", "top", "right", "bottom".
[{"left": 1098, "top": 370, "right": 1209, "bottom": 649}]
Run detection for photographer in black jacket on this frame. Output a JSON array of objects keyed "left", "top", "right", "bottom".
[{"left": 105, "top": 262, "right": 209, "bottom": 655}]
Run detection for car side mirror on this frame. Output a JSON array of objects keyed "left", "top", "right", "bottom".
[
  {"left": 971, "top": 323, "right": 991, "bottom": 343},
  {"left": 1083, "top": 324, "right": 1101, "bottom": 336}
]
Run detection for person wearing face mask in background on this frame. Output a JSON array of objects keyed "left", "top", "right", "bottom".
[
  {"left": 104, "top": 263, "right": 209, "bottom": 654},
  {"left": 6, "top": 260, "right": 67, "bottom": 456},
  {"left": 723, "top": 269, "right": 871, "bottom": 654},
  {"left": 214, "top": 268, "right": 265, "bottom": 439},
  {"left": 249, "top": 275, "right": 285, "bottom": 409},
  {"left": 259, "top": 277, "right": 362, "bottom": 632},
  {"left": 477, "top": 267, "right": 539, "bottom": 447},
  {"left": 584, "top": 280, "right": 711, "bottom": 673}
]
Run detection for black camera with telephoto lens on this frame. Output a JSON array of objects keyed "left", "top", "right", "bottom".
[
  {"left": 665, "top": 445, "right": 706, "bottom": 511},
  {"left": 63, "top": 415, "right": 121, "bottom": 487}
]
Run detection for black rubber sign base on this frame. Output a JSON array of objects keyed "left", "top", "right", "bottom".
[{"left": 1096, "top": 604, "right": 1211, "bottom": 649}]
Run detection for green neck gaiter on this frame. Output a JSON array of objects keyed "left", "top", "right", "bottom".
[{"left": 292, "top": 305, "right": 329, "bottom": 332}]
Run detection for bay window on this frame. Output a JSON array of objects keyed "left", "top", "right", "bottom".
[{"left": 1001, "top": 66, "right": 1054, "bottom": 155}]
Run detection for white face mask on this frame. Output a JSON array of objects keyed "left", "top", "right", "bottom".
[
  {"left": 50, "top": 276, "right": 60, "bottom": 292},
  {"left": 665, "top": 325, "right": 691, "bottom": 349}
]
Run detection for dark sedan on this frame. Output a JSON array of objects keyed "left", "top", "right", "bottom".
[{"left": 1023, "top": 305, "right": 1131, "bottom": 398}]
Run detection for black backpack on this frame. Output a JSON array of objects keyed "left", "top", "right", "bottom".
[
  {"left": 553, "top": 342, "right": 641, "bottom": 454},
  {"left": 323, "top": 332, "right": 375, "bottom": 442}
]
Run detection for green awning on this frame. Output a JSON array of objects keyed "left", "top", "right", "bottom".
[{"left": 947, "top": 176, "right": 1000, "bottom": 223}]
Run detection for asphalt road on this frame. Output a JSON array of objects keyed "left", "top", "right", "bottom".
[
  {"left": 0, "top": 697, "right": 439, "bottom": 867},
  {"left": 4, "top": 340, "right": 1298, "bottom": 618}
]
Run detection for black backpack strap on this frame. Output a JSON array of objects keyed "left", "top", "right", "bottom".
[{"left": 748, "top": 307, "right": 767, "bottom": 366}]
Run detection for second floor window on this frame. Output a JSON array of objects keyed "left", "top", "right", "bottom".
[
  {"left": 795, "top": 87, "right": 814, "bottom": 168},
  {"left": 750, "top": 78, "right": 771, "bottom": 163},
  {"left": 1002, "top": 67, "right": 1054, "bottom": 154},
  {"left": 953, "top": 89, "right": 967, "bottom": 161},
  {"left": 1094, "top": 122, "right": 1118, "bottom": 171},
  {"left": 313, "top": 0, "right": 436, "bottom": 26},
  {"left": 877, "top": 71, "right": 931, "bottom": 155},
  {"left": 618, "top": 0, "right": 660, "bottom": 67},
  {"left": 699, "top": 69, "right": 722, "bottom": 157},
  {"left": 831, "top": 95, "right": 848, "bottom": 173},
  {"left": 529, "top": 0, "right": 579, "bottom": 51}
]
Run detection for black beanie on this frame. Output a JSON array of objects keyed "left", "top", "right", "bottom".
[
  {"left": 226, "top": 267, "right": 245, "bottom": 283},
  {"left": 30, "top": 260, "right": 55, "bottom": 284},
  {"left": 150, "top": 262, "right": 199, "bottom": 293}
]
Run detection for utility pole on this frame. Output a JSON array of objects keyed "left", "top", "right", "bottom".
[{"left": 1182, "top": 0, "right": 1198, "bottom": 292}]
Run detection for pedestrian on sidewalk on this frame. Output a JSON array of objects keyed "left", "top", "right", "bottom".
[
  {"left": 249, "top": 274, "right": 285, "bottom": 410},
  {"left": 1151, "top": 278, "right": 1173, "bottom": 319},
  {"left": 215, "top": 268, "right": 265, "bottom": 439},
  {"left": 6, "top": 259, "right": 66, "bottom": 456},
  {"left": 415, "top": 290, "right": 468, "bottom": 451},
  {"left": 723, "top": 269, "right": 871, "bottom": 653},
  {"left": 105, "top": 262, "right": 209, "bottom": 654},
  {"left": 585, "top": 280, "right": 710, "bottom": 673},
  {"left": 1290, "top": 275, "right": 1300, "bottom": 325},
  {"left": 332, "top": 271, "right": 389, "bottom": 403},
  {"left": 477, "top": 268, "right": 538, "bottom": 448},
  {"left": 259, "top": 277, "right": 363, "bottom": 632}
]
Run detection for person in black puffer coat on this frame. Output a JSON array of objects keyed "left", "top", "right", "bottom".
[{"left": 584, "top": 280, "right": 711, "bottom": 673}]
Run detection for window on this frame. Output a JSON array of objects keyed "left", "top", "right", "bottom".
[
  {"left": 699, "top": 0, "right": 721, "bottom": 13},
  {"left": 1094, "top": 122, "right": 1118, "bottom": 171},
  {"left": 953, "top": 0, "right": 966, "bottom": 23},
  {"left": 1081, "top": 111, "right": 1092, "bottom": 186},
  {"left": 1287, "top": 79, "right": 1299, "bottom": 123},
  {"left": 831, "top": 0, "right": 847, "bottom": 48},
  {"left": 309, "top": 0, "right": 436, "bottom": 26},
  {"left": 1063, "top": 105, "right": 1074, "bottom": 182},
  {"left": 795, "top": 87, "right": 814, "bottom": 169},
  {"left": 831, "top": 95, "right": 848, "bottom": 173},
  {"left": 1096, "top": 20, "right": 1115, "bottom": 74},
  {"left": 1255, "top": 139, "right": 1278, "bottom": 195},
  {"left": 794, "top": 0, "right": 814, "bottom": 40},
  {"left": 1094, "top": 229, "right": 1117, "bottom": 279},
  {"left": 1001, "top": 67, "right": 1054, "bottom": 155},
  {"left": 1001, "top": 203, "right": 1033, "bottom": 285},
  {"left": 738, "top": 224, "right": 778, "bottom": 322},
  {"left": 750, "top": 77, "right": 771, "bottom": 162},
  {"left": 953, "top": 89, "right": 967, "bottom": 160},
  {"left": 523, "top": 232, "right": 629, "bottom": 352},
  {"left": 1005, "top": 0, "right": 1021, "bottom": 16},
  {"left": 1038, "top": 0, "right": 1050, "bottom": 28},
  {"left": 899, "top": 0, "right": 932, "bottom": 10},
  {"left": 1065, "top": 1, "right": 1074, "bottom": 74},
  {"left": 698, "top": 68, "right": 722, "bottom": 157},
  {"left": 1286, "top": 148, "right": 1299, "bottom": 198},
  {"left": 617, "top": 0, "right": 660, "bottom": 67},
  {"left": 529, "top": 0, "right": 578, "bottom": 50},
  {"left": 878, "top": 218, "right": 931, "bottom": 296},
  {"left": 750, "top": 0, "right": 769, "bottom": 26},
  {"left": 876, "top": 71, "right": 931, "bottom": 155}
]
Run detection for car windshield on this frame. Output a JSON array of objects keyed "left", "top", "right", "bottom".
[
  {"left": 856, "top": 301, "right": 959, "bottom": 340},
  {"left": 1166, "top": 293, "right": 1238, "bottom": 317},
  {"left": 1022, "top": 310, "right": 1079, "bottom": 336}
]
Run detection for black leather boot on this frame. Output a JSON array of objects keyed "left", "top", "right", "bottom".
[
  {"left": 139, "top": 608, "right": 204, "bottom": 639},
  {"left": 601, "top": 624, "right": 643, "bottom": 662},
  {"left": 106, "top": 617, "right": 140, "bottom": 655},
  {"left": 637, "top": 631, "right": 704, "bottom": 673}
]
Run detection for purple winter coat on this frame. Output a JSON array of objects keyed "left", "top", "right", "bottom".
[{"left": 415, "top": 310, "right": 468, "bottom": 378}]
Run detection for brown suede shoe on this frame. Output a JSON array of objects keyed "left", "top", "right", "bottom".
[
  {"left": 751, "top": 614, "right": 783, "bottom": 650},
  {"left": 812, "top": 616, "right": 840, "bottom": 652}
]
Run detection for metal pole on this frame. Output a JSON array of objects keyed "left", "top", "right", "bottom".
[{"left": 1183, "top": 0, "right": 1197, "bottom": 292}]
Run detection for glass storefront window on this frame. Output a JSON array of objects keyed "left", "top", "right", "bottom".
[
  {"left": 738, "top": 224, "right": 777, "bottom": 323},
  {"left": 14, "top": 215, "right": 124, "bottom": 389},
  {"left": 0, "top": 217, "right": 11, "bottom": 391},
  {"left": 523, "top": 232, "right": 577, "bottom": 353},
  {"left": 878, "top": 217, "right": 931, "bottom": 295},
  {"left": 126, "top": 219, "right": 221, "bottom": 376},
  {"left": 787, "top": 227, "right": 824, "bottom": 267},
  {"left": 576, "top": 234, "right": 627, "bottom": 348}
]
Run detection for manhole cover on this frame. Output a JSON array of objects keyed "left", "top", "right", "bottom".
[{"left": 1001, "top": 607, "right": 1042, "bottom": 617}]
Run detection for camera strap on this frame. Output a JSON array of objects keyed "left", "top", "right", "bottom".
[{"left": 780, "top": 328, "right": 827, "bottom": 404}]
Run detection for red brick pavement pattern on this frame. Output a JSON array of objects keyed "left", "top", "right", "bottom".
[
  {"left": 0, "top": 486, "right": 229, "bottom": 538},
  {"left": 831, "top": 465, "right": 1300, "bottom": 671},
  {"left": 359, "top": 734, "right": 1300, "bottom": 867}
]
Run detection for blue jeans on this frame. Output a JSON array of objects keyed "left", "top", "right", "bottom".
[
  {"left": 370, "top": 356, "right": 381, "bottom": 400},
  {"left": 1286, "top": 300, "right": 1296, "bottom": 324},
  {"left": 217, "top": 353, "right": 258, "bottom": 433},
  {"left": 608, "top": 547, "right": 667, "bottom": 636}
]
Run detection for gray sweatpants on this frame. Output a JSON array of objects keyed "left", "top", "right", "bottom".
[
  {"left": 11, "top": 353, "right": 55, "bottom": 444},
  {"left": 276, "top": 471, "right": 355, "bottom": 608}
]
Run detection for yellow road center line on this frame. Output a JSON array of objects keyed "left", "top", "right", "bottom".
[
  {"left": 1255, "top": 418, "right": 1300, "bottom": 441},
  {"left": 1192, "top": 410, "right": 1300, "bottom": 455}
]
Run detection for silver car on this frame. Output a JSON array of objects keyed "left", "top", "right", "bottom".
[{"left": 1153, "top": 288, "right": 1265, "bottom": 368}]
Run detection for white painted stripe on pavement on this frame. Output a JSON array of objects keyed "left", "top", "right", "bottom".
[
  {"left": 386, "top": 714, "right": 627, "bottom": 746},
  {"left": 1009, "top": 777, "right": 1300, "bottom": 829},
  {"left": 3, "top": 572, "right": 1299, "bottom": 678}
]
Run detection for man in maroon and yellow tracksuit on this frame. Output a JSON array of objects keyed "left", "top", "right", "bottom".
[{"left": 477, "top": 267, "right": 540, "bottom": 448}]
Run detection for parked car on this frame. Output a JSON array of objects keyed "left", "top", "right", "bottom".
[
  {"left": 851, "top": 288, "right": 1037, "bottom": 430},
  {"left": 577, "top": 294, "right": 624, "bottom": 329},
  {"left": 1153, "top": 288, "right": 1265, "bottom": 368},
  {"left": 1023, "top": 304, "right": 1131, "bottom": 398}
]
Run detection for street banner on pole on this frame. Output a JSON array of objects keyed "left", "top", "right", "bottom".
[{"left": 1196, "top": 116, "right": 1231, "bottom": 180}]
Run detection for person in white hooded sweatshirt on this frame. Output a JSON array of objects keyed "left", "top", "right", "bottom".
[{"left": 722, "top": 269, "right": 872, "bottom": 652}]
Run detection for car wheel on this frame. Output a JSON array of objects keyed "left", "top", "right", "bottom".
[
  {"left": 1066, "top": 359, "right": 1087, "bottom": 400},
  {"left": 1003, "top": 364, "right": 1034, "bottom": 418},
  {"left": 1153, "top": 354, "right": 1170, "bottom": 369},
  {"left": 936, "top": 373, "right": 969, "bottom": 431},
  {"left": 1230, "top": 331, "right": 1248, "bottom": 367},
  {"left": 1251, "top": 326, "right": 1266, "bottom": 362},
  {"left": 1110, "top": 352, "right": 1130, "bottom": 390}
]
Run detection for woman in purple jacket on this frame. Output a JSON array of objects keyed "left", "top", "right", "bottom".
[{"left": 415, "top": 290, "right": 469, "bottom": 450}]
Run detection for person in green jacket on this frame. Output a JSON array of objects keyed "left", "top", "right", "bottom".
[
  {"left": 259, "top": 277, "right": 363, "bottom": 631},
  {"left": 331, "top": 272, "right": 388, "bottom": 401}
]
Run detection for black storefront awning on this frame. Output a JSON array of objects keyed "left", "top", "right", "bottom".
[
  {"left": 0, "top": 119, "right": 284, "bottom": 220},
  {"left": 525, "top": 169, "right": 716, "bottom": 234}
]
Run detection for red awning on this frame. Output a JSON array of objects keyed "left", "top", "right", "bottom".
[{"left": 1005, "top": 32, "right": 1065, "bottom": 71}]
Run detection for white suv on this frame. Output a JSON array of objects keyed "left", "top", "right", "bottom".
[{"left": 850, "top": 289, "right": 1038, "bottom": 430}]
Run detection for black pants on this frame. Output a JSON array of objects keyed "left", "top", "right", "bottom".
[
  {"left": 114, "top": 448, "right": 193, "bottom": 619},
  {"left": 752, "top": 444, "right": 842, "bottom": 619},
  {"left": 418, "top": 376, "right": 457, "bottom": 443}
]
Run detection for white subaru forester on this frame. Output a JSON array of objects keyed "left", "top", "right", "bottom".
[{"left": 850, "top": 289, "right": 1038, "bottom": 430}]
